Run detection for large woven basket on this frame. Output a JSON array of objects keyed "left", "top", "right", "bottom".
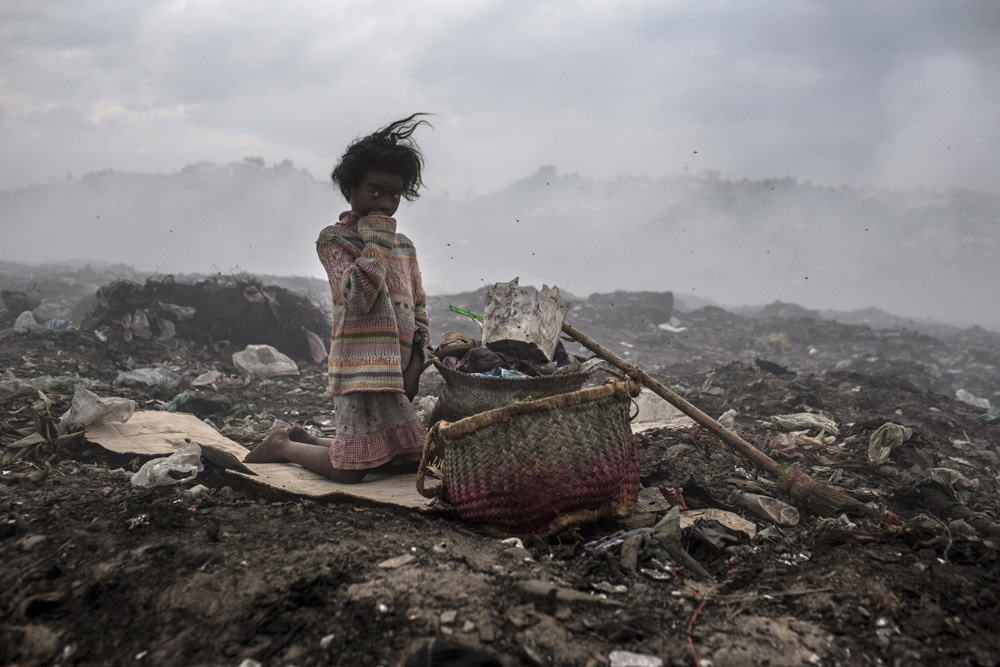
[
  {"left": 417, "top": 378, "right": 641, "bottom": 535},
  {"left": 427, "top": 359, "right": 592, "bottom": 424}
]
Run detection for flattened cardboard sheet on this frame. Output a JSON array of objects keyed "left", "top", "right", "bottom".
[
  {"left": 680, "top": 508, "right": 757, "bottom": 539},
  {"left": 86, "top": 411, "right": 431, "bottom": 509},
  {"left": 631, "top": 388, "right": 696, "bottom": 433}
]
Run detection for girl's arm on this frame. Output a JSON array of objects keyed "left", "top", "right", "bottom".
[
  {"left": 411, "top": 256, "right": 431, "bottom": 351},
  {"left": 318, "top": 215, "right": 396, "bottom": 314},
  {"left": 403, "top": 253, "right": 430, "bottom": 401}
]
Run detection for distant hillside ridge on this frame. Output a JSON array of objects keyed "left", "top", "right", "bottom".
[{"left": 1, "top": 161, "right": 997, "bottom": 329}]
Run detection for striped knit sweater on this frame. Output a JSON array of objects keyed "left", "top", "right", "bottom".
[{"left": 317, "top": 211, "right": 430, "bottom": 394}]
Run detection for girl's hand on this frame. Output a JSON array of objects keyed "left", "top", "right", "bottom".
[{"left": 402, "top": 349, "right": 424, "bottom": 401}]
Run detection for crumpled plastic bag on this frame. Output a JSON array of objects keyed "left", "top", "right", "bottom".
[
  {"left": 867, "top": 422, "right": 912, "bottom": 463},
  {"left": 58, "top": 385, "right": 136, "bottom": 435},
  {"left": 130, "top": 442, "right": 204, "bottom": 488},
  {"left": 116, "top": 367, "right": 182, "bottom": 389},
  {"left": 955, "top": 388, "right": 991, "bottom": 410},
  {"left": 771, "top": 412, "right": 839, "bottom": 436},
  {"left": 303, "top": 328, "right": 329, "bottom": 364},
  {"left": 0, "top": 370, "right": 37, "bottom": 403},
  {"left": 232, "top": 344, "right": 300, "bottom": 379},
  {"left": 14, "top": 311, "right": 42, "bottom": 332}
]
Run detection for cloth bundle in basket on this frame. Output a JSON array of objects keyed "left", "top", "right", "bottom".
[
  {"left": 418, "top": 378, "right": 641, "bottom": 535},
  {"left": 428, "top": 359, "right": 591, "bottom": 424}
]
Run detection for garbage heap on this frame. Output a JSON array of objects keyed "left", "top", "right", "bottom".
[{"left": 80, "top": 276, "right": 330, "bottom": 362}]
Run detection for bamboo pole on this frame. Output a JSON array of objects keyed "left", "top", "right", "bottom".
[{"left": 562, "top": 320, "right": 863, "bottom": 517}]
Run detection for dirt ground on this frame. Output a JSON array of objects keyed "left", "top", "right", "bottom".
[{"left": 2, "top": 280, "right": 999, "bottom": 666}]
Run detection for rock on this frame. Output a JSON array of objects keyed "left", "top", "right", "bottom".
[{"left": 19, "top": 534, "right": 47, "bottom": 552}]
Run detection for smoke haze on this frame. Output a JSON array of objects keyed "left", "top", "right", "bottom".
[
  {"left": 1, "top": 2, "right": 998, "bottom": 329},
  {"left": 1, "top": 162, "right": 996, "bottom": 331}
]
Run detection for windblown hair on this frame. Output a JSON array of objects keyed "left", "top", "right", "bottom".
[{"left": 331, "top": 113, "right": 432, "bottom": 201}]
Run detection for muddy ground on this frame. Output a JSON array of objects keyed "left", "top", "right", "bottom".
[{"left": 1, "top": 274, "right": 999, "bottom": 666}]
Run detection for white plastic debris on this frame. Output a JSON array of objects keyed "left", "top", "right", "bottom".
[
  {"left": 130, "top": 442, "right": 204, "bottom": 488},
  {"left": 955, "top": 389, "right": 991, "bottom": 410},
  {"left": 867, "top": 422, "right": 913, "bottom": 463},
  {"left": 13, "top": 311, "right": 38, "bottom": 332},
  {"left": 771, "top": 413, "right": 839, "bottom": 436},
  {"left": 116, "top": 367, "right": 181, "bottom": 389},
  {"left": 58, "top": 385, "right": 136, "bottom": 435},
  {"left": 191, "top": 369, "right": 225, "bottom": 388},
  {"left": 232, "top": 344, "right": 300, "bottom": 379},
  {"left": 609, "top": 650, "right": 664, "bottom": 667},
  {"left": 717, "top": 408, "right": 738, "bottom": 429}
]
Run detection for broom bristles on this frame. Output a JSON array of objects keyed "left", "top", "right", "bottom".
[{"left": 776, "top": 467, "right": 864, "bottom": 517}]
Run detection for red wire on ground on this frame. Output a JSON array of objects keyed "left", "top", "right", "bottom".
[{"left": 672, "top": 570, "right": 707, "bottom": 666}]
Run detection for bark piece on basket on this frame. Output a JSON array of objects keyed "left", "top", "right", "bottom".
[{"left": 482, "top": 278, "right": 569, "bottom": 363}]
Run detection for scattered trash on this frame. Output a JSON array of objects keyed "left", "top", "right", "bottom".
[
  {"left": 45, "top": 318, "right": 73, "bottom": 330},
  {"left": 771, "top": 413, "right": 839, "bottom": 436},
  {"left": 377, "top": 554, "right": 417, "bottom": 569},
  {"left": 609, "top": 649, "right": 664, "bottom": 667},
  {"left": 631, "top": 389, "right": 696, "bottom": 432},
  {"left": 730, "top": 490, "right": 800, "bottom": 526},
  {"left": 303, "top": 327, "right": 329, "bottom": 364},
  {"left": 649, "top": 503, "right": 681, "bottom": 539},
  {"left": 191, "top": 370, "right": 226, "bottom": 388},
  {"left": 29, "top": 375, "right": 92, "bottom": 393},
  {"left": 116, "top": 367, "right": 182, "bottom": 390},
  {"left": 658, "top": 486, "right": 688, "bottom": 510},
  {"left": 160, "top": 392, "right": 191, "bottom": 413},
  {"left": 130, "top": 442, "right": 204, "bottom": 488},
  {"left": 402, "top": 638, "right": 502, "bottom": 667},
  {"left": 955, "top": 389, "right": 991, "bottom": 410},
  {"left": 14, "top": 311, "right": 41, "bottom": 333},
  {"left": 717, "top": 408, "right": 738, "bottom": 429},
  {"left": 680, "top": 508, "right": 757, "bottom": 539},
  {"left": 57, "top": 386, "right": 135, "bottom": 435},
  {"left": 867, "top": 422, "right": 913, "bottom": 463},
  {"left": 1, "top": 289, "right": 41, "bottom": 314},
  {"left": 232, "top": 344, "right": 300, "bottom": 379},
  {"left": 592, "top": 581, "right": 628, "bottom": 594},
  {"left": 0, "top": 371, "right": 37, "bottom": 403},
  {"left": 481, "top": 278, "right": 569, "bottom": 362},
  {"left": 586, "top": 527, "right": 652, "bottom": 551},
  {"left": 183, "top": 484, "right": 210, "bottom": 500}
]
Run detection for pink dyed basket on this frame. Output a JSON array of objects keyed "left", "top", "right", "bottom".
[{"left": 418, "top": 378, "right": 640, "bottom": 535}]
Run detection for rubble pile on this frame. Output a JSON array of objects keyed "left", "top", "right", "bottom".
[
  {"left": 1, "top": 269, "right": 998, "bottom": 666},
  {"left": 434, "top": 287, "right": 999, "bottom": 406},
  {"left": 80, "top": 276, "right": 330, "bottom": 362}
]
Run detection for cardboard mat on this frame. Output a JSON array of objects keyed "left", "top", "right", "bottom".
[{"left": 86, "top": 411, "right": 432, "bottom": 509}]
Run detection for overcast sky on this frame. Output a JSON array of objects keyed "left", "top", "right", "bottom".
[{"left": 2, "top": 1, "right": 999, "bottom": 196}]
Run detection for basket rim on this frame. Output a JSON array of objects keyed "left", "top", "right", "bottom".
[
  {"left": 434, "top": 377, "right": 640, "bottom": 440},
  {"left": 431, "top": 357, "right": 591, "bottom": 385}
]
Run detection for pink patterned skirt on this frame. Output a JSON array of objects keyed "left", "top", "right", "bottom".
[{"left": 328, "top": 392, "right": 427, "bottom": 470}]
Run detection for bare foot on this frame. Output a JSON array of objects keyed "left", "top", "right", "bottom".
[
  {"left": 244, "top": 429, "right": 291, "bottom": 463},
  {"left": 288, "top": 425, "right": 329, "bottom": 447}
]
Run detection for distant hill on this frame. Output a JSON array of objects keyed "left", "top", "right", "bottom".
[{"left": 1, "top": 161, "right": 997, "bottom": 329}]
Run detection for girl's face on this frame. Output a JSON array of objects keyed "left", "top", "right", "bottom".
[{"left": 347, "top": 171, "right": 405, "bottom": 217}]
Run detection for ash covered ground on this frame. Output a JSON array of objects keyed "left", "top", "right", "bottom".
[{"left": 1, "top": 265, "right": 998, "bottom": 666}]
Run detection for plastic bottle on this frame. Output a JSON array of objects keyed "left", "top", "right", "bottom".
[{"left": 730, "top": 490, "right": 800, "bottom": 526}]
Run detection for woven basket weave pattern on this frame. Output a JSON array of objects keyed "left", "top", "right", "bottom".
[
  {"left": 428, "top": 379, "right": 640, "bottom": 535},
  {"left": 429, "top": 360, "right": 590, "bottom": 423}
]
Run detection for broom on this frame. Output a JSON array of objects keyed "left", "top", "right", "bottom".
[{"left": 562, "top": 321, "right": 863, "bottom": 518}]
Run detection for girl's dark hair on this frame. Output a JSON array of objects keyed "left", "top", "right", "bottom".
[{"left": 331, "top": 113, "right": 432, "bottom": 201}]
